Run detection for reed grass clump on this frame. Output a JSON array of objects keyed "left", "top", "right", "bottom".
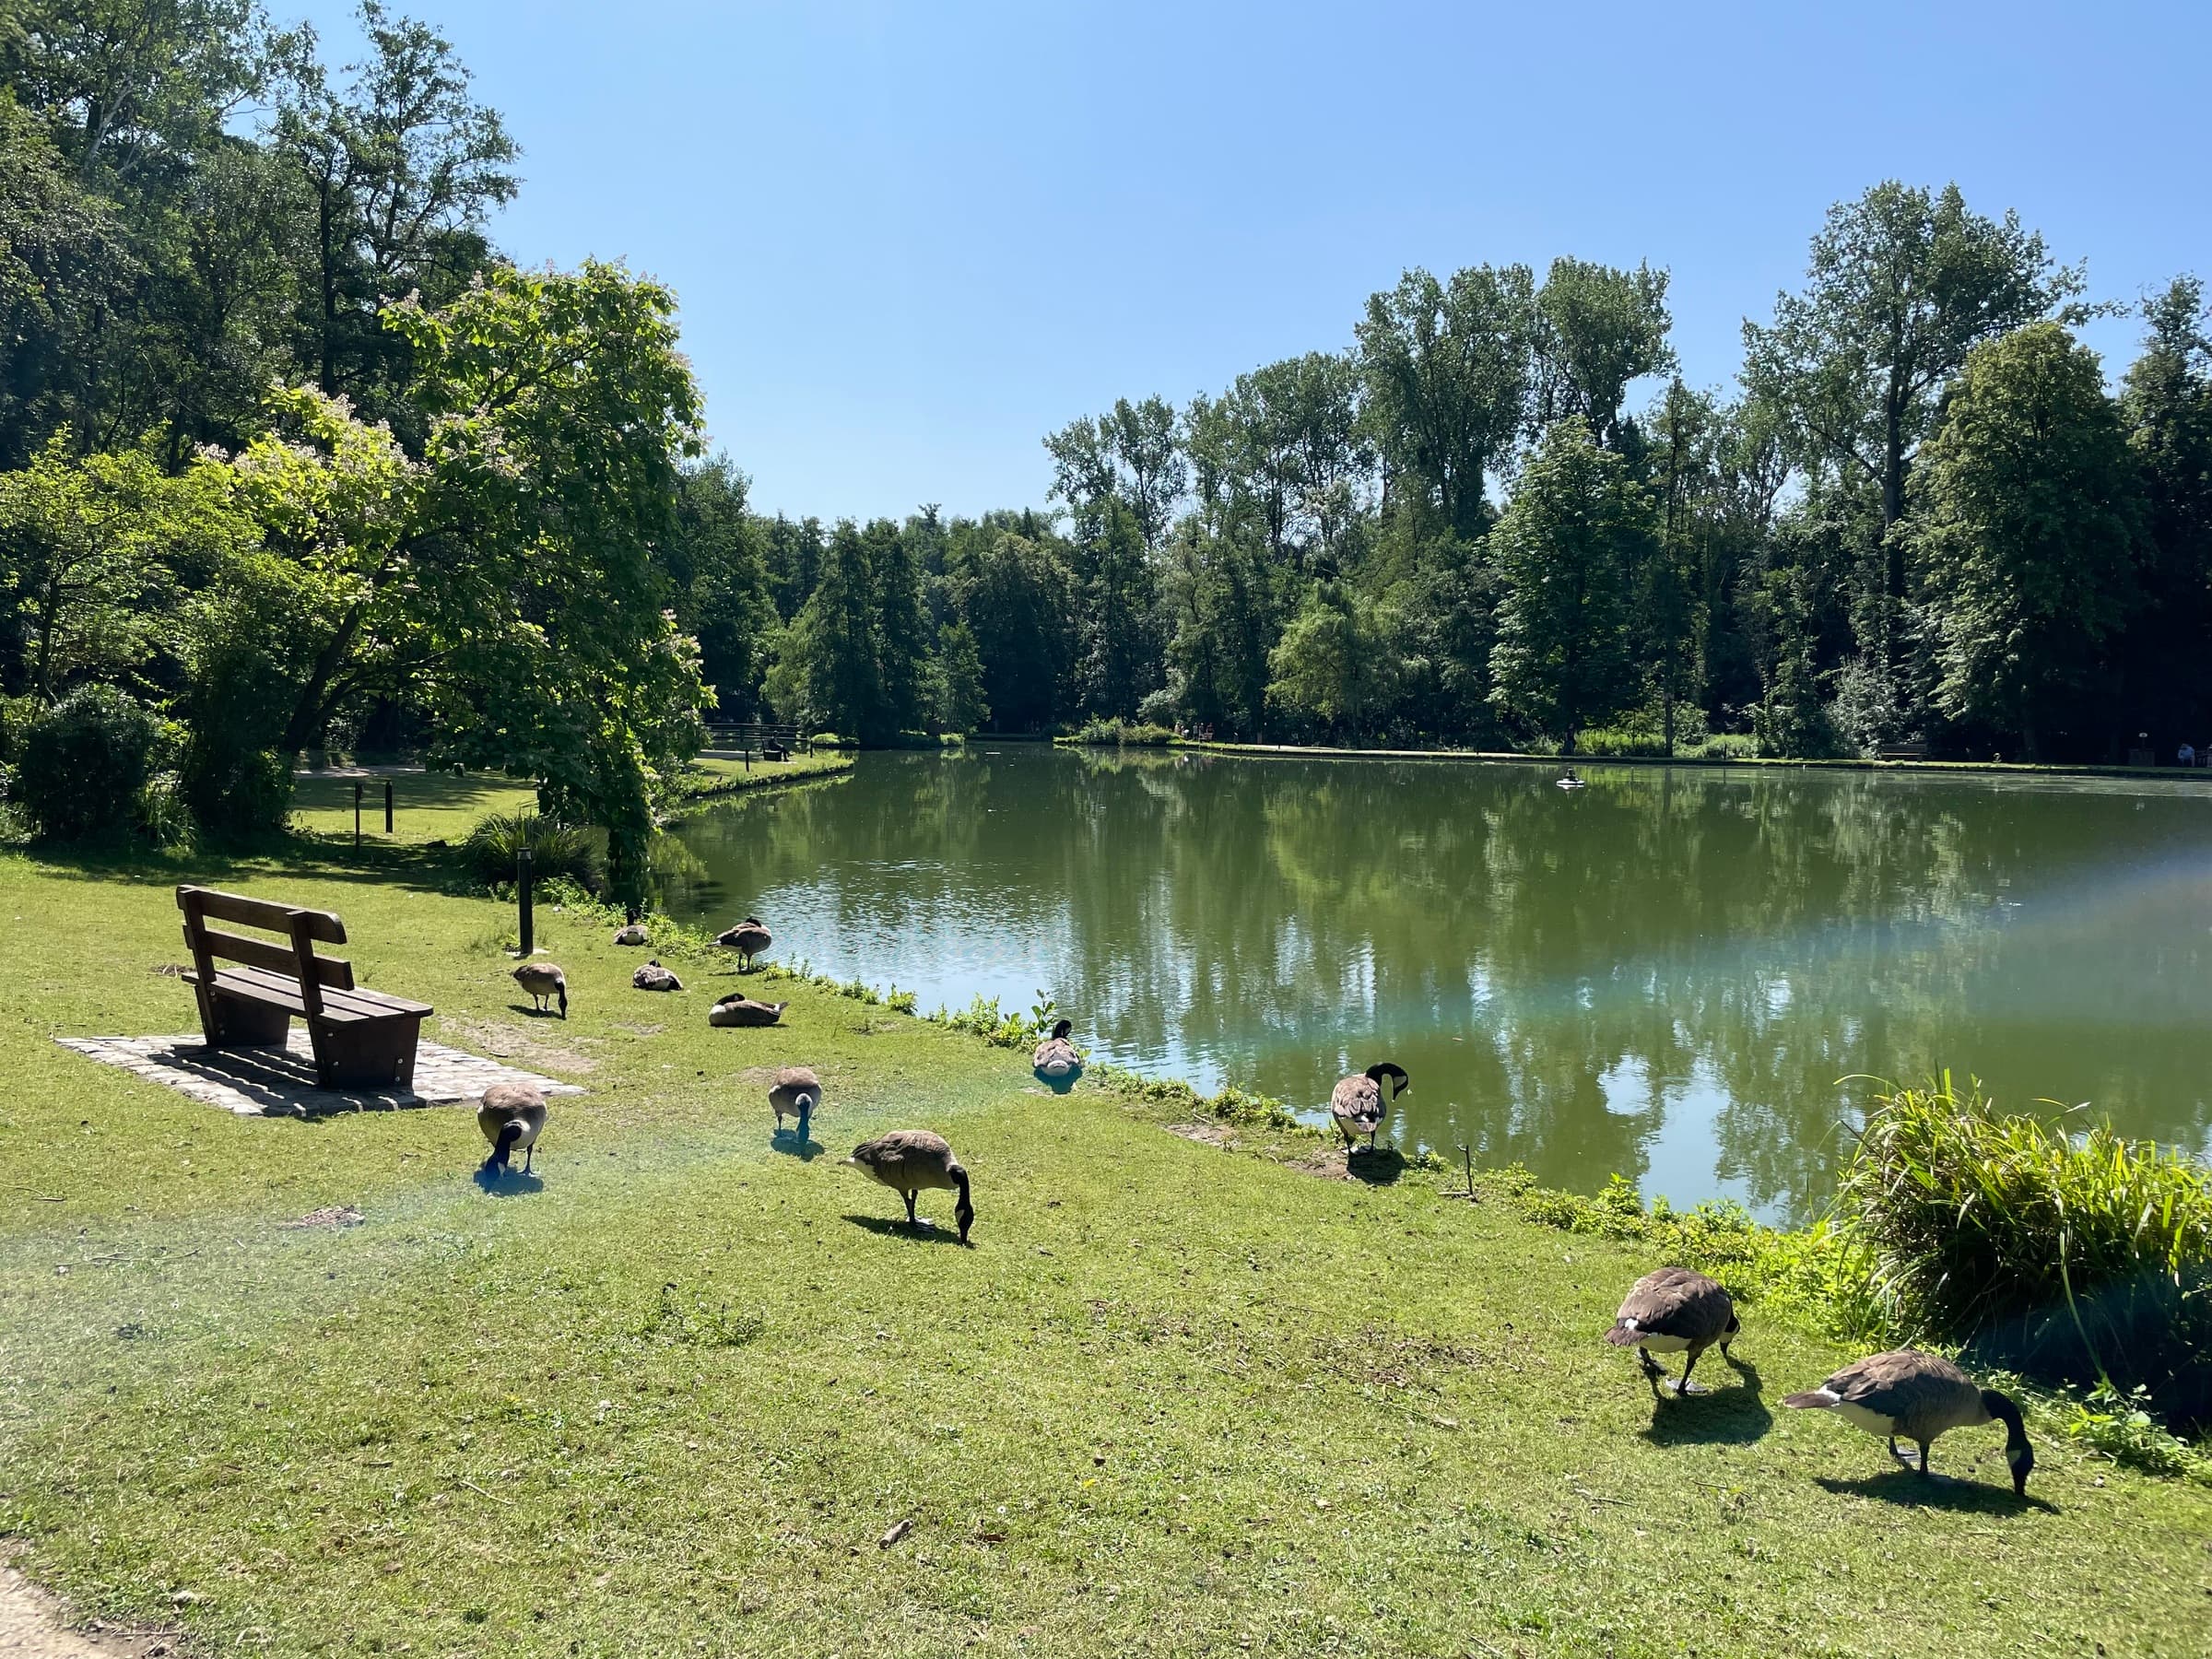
[
  {"left": 462, "top": 809, "right": 603, "bottom": 892},
  {"left": 1841, "top": 1076, "right": 2212, "bottom": 1431}
]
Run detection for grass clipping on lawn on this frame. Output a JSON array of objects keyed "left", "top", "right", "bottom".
[{"left": 2, "top": 844, "right": 2211, "bottom": 1657}]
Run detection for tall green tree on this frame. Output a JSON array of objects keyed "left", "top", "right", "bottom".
[
  {"left": 1265, "top": 580, "right": 1403, "bottom": 741},
  {"left": 783, "top": 521, "right": 881, "bottom": 740},
  {"left": 1910, "top": 324, "right": 2143, "bottom": 759},
  {"left": 2121, "top": 278, "right": 2212, "bottom": 743},
  {"left": 868, "top": 516, "right": 931, "bottom": 735},
  {"left": 943, "top": 521, "right": 1073, "bottom": 733},
  {"left": 1487, "top": 418, "right": 1652, "bottom": 747},
  {"left": 1532, "top": 257, "right": 1675, "bottom": 450}
]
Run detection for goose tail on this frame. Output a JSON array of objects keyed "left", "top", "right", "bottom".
[
  {"left": 1782, "top": 1389, "right": 1841, "bottom": 1410},
  {"left": 1603, "top": 1321, "right": 1643, "bottom": 1347}
]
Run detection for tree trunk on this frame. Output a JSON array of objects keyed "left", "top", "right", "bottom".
[{"left": 280, "top": 597, "right": 372, "bottom": 754}]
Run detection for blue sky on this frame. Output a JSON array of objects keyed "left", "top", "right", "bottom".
[{"left": 290, "top": 0, "right": 2211, "bottom": 522}]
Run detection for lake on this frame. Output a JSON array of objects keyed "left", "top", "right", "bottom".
[{"left": 656, "top": 747, "right": 2212, "bottom": 1222}]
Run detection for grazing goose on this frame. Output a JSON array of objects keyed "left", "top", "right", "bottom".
[
  {"left": 1329, "top": 1062, "right": 1409, "bottom": 1152},
  {"left": 710, "top": 993, "right": 787, "bottom": 1027},
  {"left": 477, "top": 1081, "right": 548, "bottom": 1175},
  {"left": 1031, "top": 1018, "right": 1082, "bottom": 1085},
  {"left": 843, "top": 1130, "right": 973, "bottom": 1241},
  {"left": 1605, "top": 1266, "right": 1740, "bottom": 1395},
  {"left": 768, "top": 1065, "right": 820, "bottom": 1140},
  {"left": 632, "top": 959, "right": 684, "bottom": 992},
  {"left": 512, "top": 961, "right": 568, "bottom": 1018},
  {"left": 613, "top": 923, "right": 649, "bottom": 946},
  {"left": 1784, "top": 1349, "right": 2034, "bottom": 1495},
  {"left": 716, "top": 916, "right": 772, "bottom": 970}
]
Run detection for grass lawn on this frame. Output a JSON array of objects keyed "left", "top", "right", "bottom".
[{"left": 1, "top": 834, "right": 2208, "bottom": 1656}]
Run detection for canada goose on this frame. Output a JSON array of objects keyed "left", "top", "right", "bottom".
[
  {"left": 843, "top": 1130, "right": 973, "bottom": 1241},
  {"left": 768, "top": 1065, "right": 820, "bottom": 1140},
  {"left": 1031, "top": 1018, "right": 1081, "bottom": 1084},
  {"left": 613, "top": 924, "right": 649, "bottom": 946},
  {"left": 1605, "top": 1266, "right": 1740, "bottom": 1395},
  {"left": 512, "top": 962, "right": 568, "bottom": 1018},
  {"left": 717, "top": 916, "right": 772, "bottom": 970},
  {"left": 1330, "top": 1062, "right": 1408, "bottom": 1151},
  {"left": 709, "top": 993, "right": 786, "bottom": 1027},
  {"left": 1784, "top": 1348, "right": 2034, "bottom": 1495},
  {"left": 632, "top": 959, "right": 683, "bottom": 992},
  {"left": 477, "top": 1080, "right": 547, "bottom": 1175}
]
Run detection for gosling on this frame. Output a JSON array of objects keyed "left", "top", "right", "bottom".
[
  {"left": 843, "top": 1130, "right": 973, "bottom": 1242},
  {"left": 512, "top": 962, "right": 568, "bottom": 1018},
  {"left": 1785, "top": 1348, "right": 2034, "bottom": 1496},
  {"left": 477, "top": 1081, "right": 547, "bottom": 1175}
]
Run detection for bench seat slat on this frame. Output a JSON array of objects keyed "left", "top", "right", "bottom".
[
  {"left": 185, "top": 964, "right": 432, "bottom": 1022},
  {"left": 178, "top": 886, "right": 346, "bottom": 944}
]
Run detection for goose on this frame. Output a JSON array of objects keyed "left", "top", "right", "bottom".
[
  {"left": 1031, "top": 1018, "right": 1082, "bottom": 1085},
  {"left": 709, "top": 993, "right": 787, "bottom": 1028},
  {"left": 477, "top": 1080, "right": 547, "bottom": 1175},
  {"left": 613, "top": 923, "right": 649, "bottom": 947},
  {"left": 1330, "top": 1062, "right": 1409, "bottom": 1152},
  {"left": 512, "top": 962, "right": 568, "bottom": 1018},
  {"left": 768, "top": 1065, "right": 820, "bottom": 1140},
  {"left": 716, "top": 916, "right": 772, "bottom": 970},
  {"left": 1605, "top": 1266, "right": 1740, "bottom": 1395},
  {"left": 843, "top": 1130, "right": 973, "bottom": 1241},
  {"left": 1784, "top": 1349, "right": 2033, "bottom": 1495},
  {"left": 632, "top": 959, "right": 684, "bottom": 992}
]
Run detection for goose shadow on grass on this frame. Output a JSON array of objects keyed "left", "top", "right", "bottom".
[
  {"left": 1345, "top": 1147, "right": 1407, "bottom": 1186},
  {"left": 841, "top": 1213, "right": 972, "bottom": 1247},
  {"left": 1815, "top": 1469, "right": 2057, "bottom": 1514},
  {"left": 771, "top": 1128, "right": 827, "bottom": 1161},
  {"left": 507, "top": 1003, "right": 566, "bottom": 1020},
  {"left": 472, "top": 1167, "right": 546, "bottom": 1197},
  {"left": 1640, "top": 1356, "right": 1772, "bottom": 1446}
]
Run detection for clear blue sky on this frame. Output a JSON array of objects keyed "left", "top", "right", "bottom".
[{"left": 290, "top": 0, "right": 2210, "bottom": 523}]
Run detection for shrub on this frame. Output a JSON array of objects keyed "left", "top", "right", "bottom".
[
  {"left": 182, "top": 741, "right": 293, "bottom": 839},
  {"left": 1073, "top": 717, "right": 1176, "bottom": 747},
  {"left": 17, "top": 685, "right": 159, "bottom": 840},
  {"left": 462, "top": 809, "right": 604, "bottom": 892},
  {"left": 1839, "top": 1077, "right": 2212, "bottom": 1431}
]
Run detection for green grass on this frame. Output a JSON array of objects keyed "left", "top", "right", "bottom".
[{"left": 2, "top": 844, "right": 2211, "bottom": 1655}]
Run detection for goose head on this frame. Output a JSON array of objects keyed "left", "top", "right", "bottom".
[
  {"left": 1983, "top": 1388, "right": 2033, "bottom": 1496},
  {"left": 1051, "top": 1018, "right": 1072, "bottom": 1041},
  {"left": 1365, "top": 1062, "right": 1410, "bottom": 1099}
]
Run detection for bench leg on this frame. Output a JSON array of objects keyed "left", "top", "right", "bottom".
[
  {"left": 207, "top": 993, "right": 290, "bottom": 1051},
  {"left": 312, "top": 1018, "right": 424, "bottom": 1093}
]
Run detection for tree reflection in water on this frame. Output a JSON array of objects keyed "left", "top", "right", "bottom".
[{"left": 660, "top": 750, "right": 2212, "bottom": 1223}]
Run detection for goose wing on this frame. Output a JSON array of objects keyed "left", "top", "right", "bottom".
[
  {"left": 1608, "top": 1266, "right": 1733, "bottom": 1345},
  {"left": 1330, "top": 1074, "right": 1383, "bottom": 1128},
  {"left": 1794, "top": 1349, "right": 1981, "bottom": 1434}
]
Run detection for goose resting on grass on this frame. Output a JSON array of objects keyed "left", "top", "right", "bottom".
[
  {"left": 512, "top": 962, "right": 568, "bottom": 1018},
  {"left": 710, "top": 993, "right": 787, "bottom": 1027},
  {"left": 1605, "top": 1266, "right": 1739, "bottom": 1395},
  {"left": 1330, "top": 1062, "right": 1408, "bottom": 1152},
  {"left": 477, "top": 1081, "right": 547, "bottom": 1175},
  {"left": 632, "top": 959, "right": 684, "bottom": 992},
  {"left": 1031, "top": 1018, "right": 1082, "bottom": 1086},
  {"left": 844, "top": 1130, "right": 973, "bottom": 1241},
  {"left": 1784, "top": 1349, "right": 2034, "bottom": 1495}
]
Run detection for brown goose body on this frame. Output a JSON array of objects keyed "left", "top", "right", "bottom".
[
  {"left": 843, "top": 1129, "right": 973, "bottom": 1241},
  {"left": 1605, "top": 1265, "right": 1740, "bottom": 1394},
  {"left": 1784, "top": 1348, "right": 2034, "bottom": 1493},
  {"left": 632, "top": 959, "right": 684, "bottom": 992},
  {"left": 717, "top": 917, "right": 772, "bottom": 969},
  {"left": 512, "top": 962, "right": 568, "bottom": 1018},
  {"left": 613, "top": 924, "right": 649, "bottom": 946},
  {"left": 767, "top": 1065, "right": 820, "bottom": 1132},
  {"left": 710, "top": 994, "right": 787, "bottom": 1027},
  {"left": 1329, "top": 1062, "right": 1408, "bottom": 1151},
  {"left": 477, "top": 1081, "right": 548, "bottom": 1174},
  {"left": 1031, "top": 1018, "right": 1081, "bottom": 1082}
]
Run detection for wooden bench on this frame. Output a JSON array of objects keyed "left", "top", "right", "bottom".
[
  {"left": 175, "top": 885, "right": 433, "bottom": 1092},
  {"left": 1877, "top": 740, "right": 1929, "bottom": 760}
]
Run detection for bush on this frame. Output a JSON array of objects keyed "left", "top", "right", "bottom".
[
  {"left": 462, "top": 809, "right": 604, "bottom": 892},
  {"left": 1839, "top": 1077, "right": 2212, "bottom": 1432},
  {"left": 1073, "top": 717, "right": 1176, "bottom": 747},
  {"left": 17, "top": 685, "right": 159, "bottom": 840},
  {"left": 182, "top": 741, "right": 293, "bottom": 839}
]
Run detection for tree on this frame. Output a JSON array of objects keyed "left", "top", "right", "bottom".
[
  {"left": 1487, "top": 418, "right": 1651, "bottom": 747},
  {"left": 935, "top": 619, "right": 989, "bottom": 734},
  {"left": 1265, "top": 580, "right": 1402, "bottom": 741},
  {"left": 1911, "top": 324, "right": 2143, "bottom": 759},
  {"left": 2121, "top": 277, "right": 2212, "bottom": 743},
  {"left": 943, "top": 522, "right": 1073, "bottom": 733},
  {"left": 868, "top": 516, "right": 931, "bottom": 734},
  {"left": 1187, "top": 353, "right": 1367, "bottom": 573},
  {"left": 784, "top": 522, "right": 881, "bottom": 741},
  {"left": 668, "top": 456, "right": 775, "bottom": 719},
  {"left": 1077, "top": 499, "right": 1160, "bottom": 719},
  {"left": 1357, "top": 265, "right": 1534, "bottom": 538},
  {"left": 1532, "top": 257, "right": 1675, "bottom": 449}
]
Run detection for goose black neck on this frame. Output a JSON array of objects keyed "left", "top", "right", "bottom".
[{"left": 1983, "top": 1388, "right": 2027, "bottom": 1442}]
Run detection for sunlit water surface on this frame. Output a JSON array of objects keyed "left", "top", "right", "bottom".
[{"left": 655, "top": 747, "right": 2212, "bottom": 1222}]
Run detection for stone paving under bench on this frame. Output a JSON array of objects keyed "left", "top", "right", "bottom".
[{"left": 55, "top": 1031, "right": 585, "bottom": 1118}]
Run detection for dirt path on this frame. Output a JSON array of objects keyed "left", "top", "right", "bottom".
[{"left": 0, "top": 1560, "right": 174, "bottom": 1658}]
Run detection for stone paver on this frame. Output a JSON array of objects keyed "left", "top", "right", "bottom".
[{"left": 54, "top": 1031, "right": 584, "bottom": 1118}]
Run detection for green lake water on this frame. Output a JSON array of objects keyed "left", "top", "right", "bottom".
[{"left": 657, "top": 747, "right": 2212, "bottom": 1222}]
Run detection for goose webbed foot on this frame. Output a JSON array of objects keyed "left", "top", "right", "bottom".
[{"left": 1888, "top": 1436, "right": 1918, "bottom": 1471}]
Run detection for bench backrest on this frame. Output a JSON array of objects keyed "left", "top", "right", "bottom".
[{"left": 176, "top": 887, "right": 355, "bottom": 1013}]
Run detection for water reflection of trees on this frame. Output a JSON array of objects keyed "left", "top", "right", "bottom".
[{"left": 663, "top": 753, "right": 2212, "bottom": 1223}]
